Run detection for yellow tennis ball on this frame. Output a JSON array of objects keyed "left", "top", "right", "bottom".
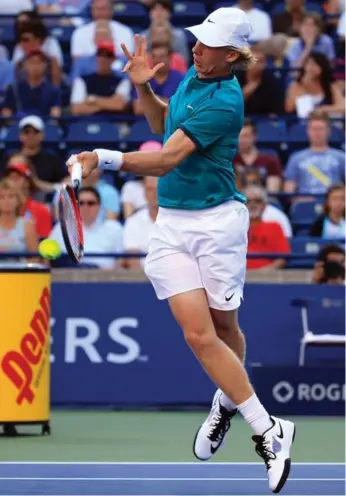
[{"left": 38, "top": 239, "right": 62, "bottom": 260}]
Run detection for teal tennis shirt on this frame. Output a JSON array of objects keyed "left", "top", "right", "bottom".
[{"left": 158, "top": 66, "right": 246, "bottom": 210}]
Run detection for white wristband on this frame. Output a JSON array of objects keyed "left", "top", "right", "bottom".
[{"left": 94, "top": 149, "right": 123, "bottom": 171}]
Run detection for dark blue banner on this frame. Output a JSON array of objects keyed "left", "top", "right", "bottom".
[
  {"left": 251, "top": 366, "right": 345, "bottom": 416},
  {"left": 50, "top": 283, "right": 344, "bottom": 406}
]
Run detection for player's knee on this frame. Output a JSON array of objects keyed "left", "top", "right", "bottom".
[
  {"left": 183, "top": 326, "right": 216, "bottom": 353},
  {"left": 216, "top": 322, "right": 243, "bottom": 342}
]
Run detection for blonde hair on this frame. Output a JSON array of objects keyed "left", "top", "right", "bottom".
[
  {"left": 232, "top": 45, "right": 258, "bottom": 69},
  {"left": 0, "top": 178, "right": 24, "bottom": 217}
]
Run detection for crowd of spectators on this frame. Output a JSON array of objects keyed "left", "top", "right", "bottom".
[{"left": 0, "top": 0, "right": 344, "bottom": 280}]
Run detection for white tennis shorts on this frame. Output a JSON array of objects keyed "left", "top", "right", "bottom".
[{"left": 144, "top": 200, "right": 249, "bottom": 311}]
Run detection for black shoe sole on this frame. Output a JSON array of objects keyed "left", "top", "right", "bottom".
[{"left": 272, "top": 425, "right": 297, "bottom": 494}]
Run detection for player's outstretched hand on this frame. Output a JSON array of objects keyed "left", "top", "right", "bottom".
[
  {"left": 121, "top": 34, "right": 164, "bottom": 85},
  {"left": 67, "top": 152, "right": 98, "bottom": 179}
]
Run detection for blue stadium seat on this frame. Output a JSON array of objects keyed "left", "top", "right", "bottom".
[
  {"left": 126, "top": 121, "right": 163, "bottom": 149},
  {"left": 66, "top": 122, "right": 120, "bottom": 148},
  {"left": 0, "top": 24, "right": 15, "bottom": 45},
  {"left": 270, "top": 2, "right": 323, "bottom": 17},
  {"left": 287, "top": 237, "right": 344, "bottom": 269},
  {"left": 290, "top": 200, "right": 323, "bottom": 224},
  {"left": 287, "top": 122, "right": 343, "bottom": 151},
  {"left": 172, "top": 2, "right": 207, "bottom": 27},
  {"left": 256, "top": 121, "right": 288, "bottom": 153},
  {"left": 50, "top": 25, "right": 75, "bottom": 45},
  {"left": 113, "top": 2, "right": 148, "bottom": 28},
  {"left": 3, "top": 123, "right": 62, "bottom": 147}
]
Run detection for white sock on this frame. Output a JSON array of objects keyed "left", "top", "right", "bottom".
[
  {"left": 219, "top": 390, "right": 238, "bottom": 411},
  {"left": 237, "top": 393, "right": 273, "bottom": 435}
]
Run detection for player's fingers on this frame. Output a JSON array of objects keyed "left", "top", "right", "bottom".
[
  {"left": 140, "top": 35, "right": 147, "bottom": 57},
  {"left": 121, "top": 61, "right": 132, "bottom": 73},
  {"left": 66, "top": 153, "right": 78, "bottom": 168},
  {"left": 121, "top": 43, "right": 133, "bottom": 60},
  {"left": 134, "top": 34, "right": 141, "bottom": 56},
  {"left": 151, "top": 63, "right": 165, "bottom": 76}
]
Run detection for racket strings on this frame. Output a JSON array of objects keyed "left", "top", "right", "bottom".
[{"left": 60, "top": 189, "right": 81, "bottom": 256}]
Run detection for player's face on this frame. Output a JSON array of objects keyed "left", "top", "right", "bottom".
[
  {"left": 307, "top": 120, "right": 329, "bottom": 146},
  {"left": 247, "top": 194, "right": 265, "bottom": 219},
  {"left": 0, "top": 189, "right": 19, "bottom": 215},
  {"left": 79, "top": 193, "right": 100, "bottom": 224},
  {"left": 192, "top": 41, "right": 238, "bottom": 77}
]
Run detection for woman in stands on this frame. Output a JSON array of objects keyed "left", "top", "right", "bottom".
[
  {"left": 285, "top": 52, "right": 345, "bottom": 117},
  {"left": 310, "top": 184, "right": 345, "bottom": 240},
  {"left": 0, "top": 178, "right": 38, "bottom": 258}
]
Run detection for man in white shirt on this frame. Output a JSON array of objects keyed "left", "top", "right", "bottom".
[
  {"left": 50, "top": 186, "right": 123, "bottom": 269},
  {"left": 237, "top": 0, "right": 272, "bottom": 41},
  {"left": 71, "top": 0, "right": 134, "bottom": 58},
  {"left": 123, "top": 176, "right": 158, "bottom": 269}
]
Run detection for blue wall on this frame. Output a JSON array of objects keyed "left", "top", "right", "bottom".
[{"left": 49, "top": 283, "right": 345, "bottom": 409}]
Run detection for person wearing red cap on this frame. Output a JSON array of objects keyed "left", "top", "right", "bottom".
[
  {"left": 71, "top": 41, "right": 130, "bottom": 116},
  {"left": 4, "top": 161, "right": 52, "bottom": 239},
  {"left": 2, "top": 48, "right": 61, "bottom": 118}
]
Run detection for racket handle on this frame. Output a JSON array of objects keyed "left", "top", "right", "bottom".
[{"left": 71, "top": 162, "right": 82, "bottom": 189}]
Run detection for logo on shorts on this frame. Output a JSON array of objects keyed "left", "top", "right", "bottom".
[{"left": 225, "top": 292, "right": 235, "bottom": 302}]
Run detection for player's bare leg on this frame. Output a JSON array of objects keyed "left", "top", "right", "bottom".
[
  {"left": 193, "top": 309, "right": 245, "bottom": 460},
  {"left": 169, "top": 289, "right": 296, "bottom": 494}
]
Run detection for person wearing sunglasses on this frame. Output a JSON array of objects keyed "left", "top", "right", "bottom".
[{"left": 49, "top": 186, "right": 123, "bottom": 269}]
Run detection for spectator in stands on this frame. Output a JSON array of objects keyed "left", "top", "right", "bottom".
[
  {"left": 238, "top": 169, "right": 292, "bottom": 237},
  {"left": 0, "top": 178, "right": 38, "bottom": 256},
  {"left": 50, "top": 186, "right": 123, "bottom": 269},
  {"left": 121, "top": 142, "right": 161, "bottom": 219},
  {"left": 236, "top": 0, "right": 272, "bottom": 41},
  {"left": 0, "top": 1, "right": 34, "bottom": 14},
  {"left": 1, "top": 116, "right": 68, "bottom": 193},
  {"left": 284, "top": 112, "right": 345, "bottom": 195},
  {"left": 3, "top": 159, "right": 52, "bottom": 238},
  {"left": 0, "top": 59, "right": 15, "bottom": 100},
  {"left": 233, "top": 119, "right": 282, "bottom": 193},
  {"left": 245, "top": 185, "right": 291, "bottom": 270},
  {"left": 310, "top": 184, "right": 345, "bottom": 239},
  {"left": 273, "top": 0, "right": 307, "bottom": 38},
  {"left": 123, "top": 176, "right": 158, "bottom": 269},
  {"left": 147, "top": 21, "right": 187, "bottom": 74},
  {"left": 285, "top": 53, "right": 344, "bottom": 117},
  {"left": 2, "top": 49, "right": 61, "bottom": 118},
  {"left": 142, "top": 0, "right": 188, "bottom": 61},
  {"left": 132, "top": 42, "right": 184, "bottom": 114},
  {"left": 71, "top": 0, "right": 134, "bottom": 58},
  {"left": 53, "top": 167, "right": 120, "bottom": 221},
  {"left": 287, "top": 13, "right": 335, "bottom": 68},
  {"left": 13, "top": 17, "right": 63, "bottom": 85},
  {"left": 70, "top": 41, "right": 130, "bottom": 116},
  {"left": 237, "top": 45, "right": 285, "bottom": 115},
  {"left": 312, "top": 244, "right": 345, "bottom": 284},
  {"left": 258, "top": 35, "right": 290, "bottom": 90}
]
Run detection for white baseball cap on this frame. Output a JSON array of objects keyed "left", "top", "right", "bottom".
[
  {"left": 186, "top": 7, "right": 252, "bottom": 49},
  {"left": 19, "top": 115, "right": 45, "bottom": 132}
]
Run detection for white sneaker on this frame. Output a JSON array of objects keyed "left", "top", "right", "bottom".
[
  {"left": 193, "top": 390, "right": 237, "bottom": 460},
  {"left": 252, "top": 416, "right": 296, "bottom": 494}
]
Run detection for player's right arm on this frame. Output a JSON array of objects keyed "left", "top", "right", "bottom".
[{"left": 122, "top": 35, "right": 168, "bottom": 135}]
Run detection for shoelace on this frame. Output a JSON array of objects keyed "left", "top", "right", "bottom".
[
  {"left": 207, "top": 405, "right": 232, "bottom": 443},
  {"left": 252, "top": 435, "right": 276, "bottom": 471}
]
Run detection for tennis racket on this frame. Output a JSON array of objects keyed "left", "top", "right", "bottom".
[{"left": 58, "top": 162, "right": 84, "bottom": 264}]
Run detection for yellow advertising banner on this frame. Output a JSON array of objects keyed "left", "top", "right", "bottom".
[{"left": 0, "top": 272, "right": 51, "bottom": 422}]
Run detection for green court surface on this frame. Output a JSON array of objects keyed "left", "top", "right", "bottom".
[{"left": 0, "top": 411, "right": 344, "bottom": 463}]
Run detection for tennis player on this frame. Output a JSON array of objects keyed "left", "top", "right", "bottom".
[{"left": 68, "top": 7, "right": 295, "bottom": 493}]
